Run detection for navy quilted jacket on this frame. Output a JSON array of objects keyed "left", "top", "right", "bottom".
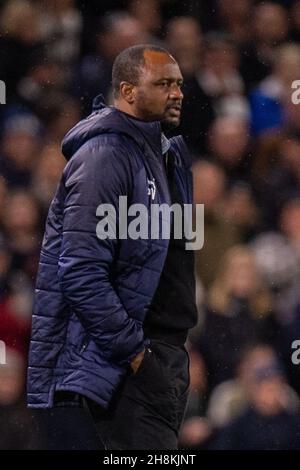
[{"left": 27, "top": 97, "right": 193, "bottom": 409}]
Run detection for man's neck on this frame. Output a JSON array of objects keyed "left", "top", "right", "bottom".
[{"left": 114, "top": 101, "right": 141, "bottom": 120}]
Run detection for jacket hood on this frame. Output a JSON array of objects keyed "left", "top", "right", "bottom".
[{"left": 61, "top": 95, "right": 163, "bottom": 161}]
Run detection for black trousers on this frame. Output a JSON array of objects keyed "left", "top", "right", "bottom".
[{"left": 86, "top": 339, "right": 190, "bottom": 450}]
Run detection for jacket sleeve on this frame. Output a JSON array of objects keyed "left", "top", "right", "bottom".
[{"left": 57, "top": 137, "right": 146, "bottom": 364}]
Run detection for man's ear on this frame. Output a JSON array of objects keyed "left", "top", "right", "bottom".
[{"left": 119, "top": 82, "right": 135, "bottom": 104}]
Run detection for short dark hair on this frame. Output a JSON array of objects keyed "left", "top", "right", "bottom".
[{"left": 112, "top": 44, "right": 171, "bottom": 98}]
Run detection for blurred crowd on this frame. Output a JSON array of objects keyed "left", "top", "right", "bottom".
[{"left": 1, "top": 0, "right": 300, "bottom": 450}]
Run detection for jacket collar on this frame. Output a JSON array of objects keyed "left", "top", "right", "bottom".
[
  {"left": 93, "top": 94, "right": 165, "bottom": 156},
  {"left": 61, "top": 95, "right": 169, "bottom": 161},
  {"left": 161, "top": 133, "right": 171, "bottom": 155}
]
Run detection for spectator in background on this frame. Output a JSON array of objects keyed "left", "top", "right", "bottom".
[
  {"left": 209, "top": 344, "right": 300, "bottom": 450},
  {"left": 280, "top": 198, "right": 300, "bottom": 255},
  {"left": 252, "top": 230, "right": 300, "bottom": 292},
  {"left": 179, "top": 343, "right": 299, "bottom": 449},
  {"left": 179, "top": 413, "right": 212, "bottom": 450},
  {"left": 165, "top": 16, "right": 202, "bottom": 79},
  {"left": 0, "top": 349, "right": 44, "bottom": 449},
  {"left": 74, "top": 12, "right": 148, "bottom": 114},
  {"left": 165, "top": 16, "right": 215, "bottom": 154},
  {"left": 240, "top": 2, "right": 289, "bottom": 91},
  {"left": 207, "top": 116, "right": 251, "bottom": 184},
  {"left": 272, "top": 199, "right": 300, "bottom": 394},
  {"left": 0, "top": 0, "right": 44, "bottom": 100},
  {"left": 249, "top": 43, "right": 300, "bottom": 135},
  {"left": 256, "top": 131, "right": 300, "bottom": 230},
  {"left": 193, "top": 245, "right": 274, "bottom": 391},
  {"left": 207, "top": 344, "right": 299, "bottom": 428},
  {"left": 198, "top": 34, "right": 249, "bottom": 120},
  {"left": 0, "top": 113, "right": 42, "bottom": 189},
  {"left": 15, "top": 55, "right": 68, "bottom": 118},
  {"left": 0, "top": 177, "right": 7, "bottom": 229},
  {"left": 178, "top": 347, "right": 212, "bottom": 450},
  {"left": 31, "top": 143, "right": 65, "bottom": 215},
  {"left": 38, "top": 0, "right": 82, "bottom": 75},
  {"left": 2, "top": 190, "right": 41, "bottom": 279},
  {"left": 128, "top": 0, "right": 162, "bottom": 38},
  {"left": 251, "top": 227, "right": 300, "bottom": 396},
  {"left": 214, "top": 0, "right": 253, "bottom": 45},
  {"left": 0, "top": 234, "right": 30, "bottom": 357},
  {"left": 193, "top": 160, "right": 241, "bottom": 288},
  {"left": 222, "top": 182, "right": 260, "bottom": 241},
  {"left": 37, "top": 92, "right": 81, "bottom": 144},
  {"left": 290, "top": 0, "right": 300, "bottom": 43}
]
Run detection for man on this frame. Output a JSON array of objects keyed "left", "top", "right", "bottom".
[{"left": 27, "top": 45, "right": 198, "bottom": 449}]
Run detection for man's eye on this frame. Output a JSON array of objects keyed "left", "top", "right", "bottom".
[{"left": 160, "top": 82, "right": 169, "bottom": 87}]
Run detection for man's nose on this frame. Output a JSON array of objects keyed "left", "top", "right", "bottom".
[{"left": 169, "top": 85, "right": 184, "bottom": 100}]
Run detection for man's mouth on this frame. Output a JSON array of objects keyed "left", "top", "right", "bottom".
[{"left": 166, "top": 105, "right": 182, "bottom": 117}]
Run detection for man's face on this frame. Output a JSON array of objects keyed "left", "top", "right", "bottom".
[{"left": 132, "top": 51, "right": 184, "bottom": 129}]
